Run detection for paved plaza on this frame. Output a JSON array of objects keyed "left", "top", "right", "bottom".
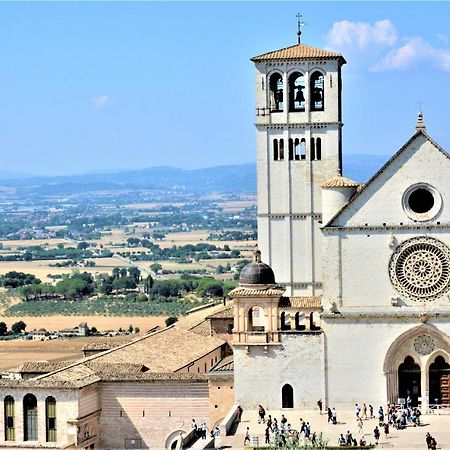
[{"left": 216, "top": 408, "right": 450, "bottom": 449}]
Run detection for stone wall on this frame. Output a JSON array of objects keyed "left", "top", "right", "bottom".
[
  {"left": 208, "top": 375, "right": 234, "bottom": 427},
  {"left": 234, "top": 333, "right": 324, "bottom": 410},
  {"left": 98, "top": 380, "right": 209, "bottom": 449}
]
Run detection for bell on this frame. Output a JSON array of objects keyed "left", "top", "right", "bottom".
[{"left": 295, "top": 88, "right": 305, "bottom": 102}]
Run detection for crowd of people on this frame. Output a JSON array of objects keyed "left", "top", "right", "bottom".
[
  {"left": 244, "top": 405, "right": 326, "bottom": 446},
  {"left": 240, "top": 401, "right": 440, "bottom": 448}
]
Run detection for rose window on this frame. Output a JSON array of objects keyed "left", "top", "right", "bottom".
[
  {"left": 389, "top": 237, "right": 450, "bottom": 301},
  {"left": 413, "top": 335, "right": 436, "bottom": 356}
]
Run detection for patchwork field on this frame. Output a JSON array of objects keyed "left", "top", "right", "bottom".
[
  {"left": 1, "top": 238, "right": 73, "bottom": 249},
  {"left": 0, "top": 315, "right": 166, "bottom": 333},
  {"left": 0, "top": 257, "right": 131, "bottom": 283},
  {"left": 0, "top": 335, "right": 137, "bottom": 372}
]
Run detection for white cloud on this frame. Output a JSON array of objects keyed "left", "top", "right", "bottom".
[
  {"left": 436, "top": 34, "right": 449, "bottom": 44},
  {"left": 372, "top": 37, "right": 450, "bottom": 72},
  {"left": 326, "top": 19, "right": 398, "bottom": 51},
  {"left": 92, "top": 95, "right": 111, "bottom": 109}
]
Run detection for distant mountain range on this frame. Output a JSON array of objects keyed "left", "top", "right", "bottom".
[{"left": 0, "top": 154, "right": 391, "bottom": 195}]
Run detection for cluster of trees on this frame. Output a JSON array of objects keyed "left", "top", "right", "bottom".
[
  {"left": 122, "top": 239, "right": 240, "bottom": 262},
  {"left": 207, "top": 230, "right": 257, "bottom": 241},
  {"left": 0, "top": 320, "right": 27, "bottom": 335},
  {"left": 0, "top": 271, "right": 41, "bottom": 288},
  {"left": 19, "top": 268, "right": 148, "bottom": 301}
]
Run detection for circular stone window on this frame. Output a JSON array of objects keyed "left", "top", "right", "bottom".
[
  {"left": 403, "top": 183, "right": 442, "bottom": 222},
  {"left": 389, "top": 237, "right": 450, "bottom": 301}
]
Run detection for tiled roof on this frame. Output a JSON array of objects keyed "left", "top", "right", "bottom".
[
  {"left": 209, "top": 356, "right": 234, "bottom": 373},
  {"left": 228, "top": 286, "right": 285, "bottom": 298},
  {"left": 320, "top": 176, "right": 359, "bottom": 189},
  {"left": 188, "top": 320, "right": 211, "bottom": 337},
  {"left": 0, "top": 326, "right": 226, "bottom": 389},
  {"left": 206, "top": 306, "right": 234, "bottom": 319},
  {"left": 177, "top": 303, "right": 227, "bottom": 331},
  {"left": 251, "top": 44, "right": 345, "bottom": 63},
  {"left": 15, "top": 361, "right": 71, "bottom": 374},
  {"left": 82, "top": 337, "right": 133, "bottom": 351},
  {"left": 279, "top": 296, "right": 322, "bottom": 308},
  {"left": 31, "top": 364, "right": 101, "bottom": 388}
]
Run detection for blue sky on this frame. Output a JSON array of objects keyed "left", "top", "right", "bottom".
[{"left": 1, "top": 2, "right": 450, "bottom": 175}]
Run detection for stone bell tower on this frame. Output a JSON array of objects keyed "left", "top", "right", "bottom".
[{"left": 251, "top": 42, "right": 346, "bottom": 296}]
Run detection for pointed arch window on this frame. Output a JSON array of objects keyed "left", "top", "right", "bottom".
[
  {"left": 23, "top": 394, "right": 38, "bottom": 441},
  {"left": 4, "top": 396, "right": 15, "bottom": 441},
  {"left": 269, "top": 73, "right": 283, "bottom": 112},
  {"left": 46, "top": 396, "right": 56, "bottom": 442},
  {"left": 288, "top": 72, "right": 305, "bottom": 111},
  {"left": 310, "top": 71, "right": 324, "bottom": 111}
]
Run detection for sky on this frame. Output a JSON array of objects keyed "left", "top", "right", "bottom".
[{"left": 1, "top": 1, "right": 450, "bottom": 175}]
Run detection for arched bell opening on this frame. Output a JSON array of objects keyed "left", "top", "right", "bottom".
[
  {"left": 310, "top": 71, "right": 324, "bottom": 111},
  {"left": 398, "top": 356, "right": 421, "bottom": 406},
  {"left": 269, "top": 73, "right": 283, "bottom": 112},
  {"left": 288, "top": 72, "right": 305, "bottom": 112},
  {"left": 248, "top": 306, "right": 265, "bottom": 332}
]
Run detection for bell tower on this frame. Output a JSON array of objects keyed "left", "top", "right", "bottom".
[{"left": 251, "top": 41, "right": 346, "bottom": 296}]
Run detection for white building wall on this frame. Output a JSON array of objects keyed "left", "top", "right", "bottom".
[{"left": 234, "top": 334, "right": 324, "bottom": 410}]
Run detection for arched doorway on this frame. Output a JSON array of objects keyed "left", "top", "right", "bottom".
[
  {"left": 281, "top": 384, "right": 294, "bottom": 408},
  {"left": 398, "top": 356, "right": 421, "bottom": 406},
  {"left": 429, "top": 355, "right": 450, "bottom": 405},
  {"left": 23, "top": 394, "right": 38, "bottom": 441}
]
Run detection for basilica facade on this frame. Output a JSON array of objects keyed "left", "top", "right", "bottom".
[{"left": 231, "top": 41, "right": 450, "bottom": 412}]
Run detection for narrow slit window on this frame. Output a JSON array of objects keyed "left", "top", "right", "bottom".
[
  {"left": 316, "top": 138, "right": 322, "bottom": 160},
  {"left": 311, "top": 138, "right": 316, "bottom": 161},
  {"left": 273, "top": 139, "right": 279, "bottom": 161},
  {"left": 288, "top": 139, "right": 294, "bottom": 161},
  {"left": 279, "top": 139, "right": 285, "bottom": 160}
]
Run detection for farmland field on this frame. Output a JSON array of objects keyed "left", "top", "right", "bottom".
[
  {"left": 0, "top": 315, "right": 166, "bottom": 334},
  {"left": 0, "top": 335, "right": 137, "bottom": 372}
]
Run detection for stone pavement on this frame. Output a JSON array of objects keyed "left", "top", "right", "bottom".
[{"left": 215, "top": 409, "right": 450, "bottom": 449}]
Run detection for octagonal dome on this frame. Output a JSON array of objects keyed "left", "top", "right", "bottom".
[{"left": 239, "top": 249, "right": 275, "bottom": 287}]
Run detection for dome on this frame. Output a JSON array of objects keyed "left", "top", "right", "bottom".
[{"left": 239, "top": 249, "right": 276, "bottom": 287}]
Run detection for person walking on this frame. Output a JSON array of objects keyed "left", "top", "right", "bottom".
[
  {"left": 332, "top": 407, "right": 337, "bottom": 424},
  {"left": 357, "top": 417, "right": 364, "bottom": 436},
  {"left": 258, "top": 404, "right": 266, "bottom": 424},
  {"left": 383, "top": 422, "right": 389, "bottom": 439},
  {"left": 265, "top": 426, "right": 270, "bottom": 444},
  {"left": 244, "top": 427, "right": 250, "bottom": 445},
  {"left": 362, "top": 403, "right": 367, "bottom": 419},
  {"left": 327, "top": 407, "right": 333, "bottom": 423},
  {"left": 369, "top": 404, "right": 374, "bottom": 419},
  {"left": 426, "top": 432, "right": 432, "bottom": 449},
  {"left": 373, "top": 426, "right": 380, "bottom": 444},
  {"left": 317, "top": 398, "right": 323, "bottom": 414}
]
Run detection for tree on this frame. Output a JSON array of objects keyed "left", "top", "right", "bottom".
[
  {"left": 134, "top": 326, "right": 140, "bottom": 334},
  {"left": 127, "top": 237, "right": 140, "bottom": 247},
  {"left": 11, "top": 320, "right": 26, "bottom": 334},
  {"left": 90, "top": 326, "right": 98, "bottom": 334},
  {"left": 223, "top": 244, "right": 230, "bottom": 251},
  {"left": 128, "top": 267, "right": 141, "bottom": 283},
  {"left": 57, "top": 243, "right": 65, "bottom": 249},
  {"left": 77, "top": 241, "right": 89, "bottom": 250},
  {"left": 144, "top": 274, "right": 153, "bottom": 293},
  {"left": 165, "top": 316, "right": 178, "bottom": 327},
  {"left": 150, "top": 263, "right": 162, "bottom": 273},
  {"left": 128, "top": 324, "right": 134, "bottom": 333},
  {"left": 0, "top": 321, "right": 7, "bottom": 336}
]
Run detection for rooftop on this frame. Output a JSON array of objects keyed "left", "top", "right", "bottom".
[{"left": 251, "top": 44, "right": 346, "bottom": 64}]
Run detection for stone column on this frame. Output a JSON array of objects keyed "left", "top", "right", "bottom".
[{"left": 421, "top": 365, "right": 429, "bottom": 411}]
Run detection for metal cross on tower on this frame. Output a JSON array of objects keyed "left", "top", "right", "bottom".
[{"left": 297, "top": 13, "right": 305, "bottom": 44}]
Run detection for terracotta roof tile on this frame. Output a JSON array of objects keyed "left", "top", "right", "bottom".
[
  {"left": 321, "top": 176, "right": 359, "bottom": 189},
  {"left": 209, "top": 355, "right": 234, "bottom": 373},
  {"left": 206, "top": 306, "right": 234, "bottom": 319},
  {"left": 229, "top": 286, "right": 285, "bottom": 298},
  {"left": 251, "top": 44, "right": 345, "bottom": 63}
]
